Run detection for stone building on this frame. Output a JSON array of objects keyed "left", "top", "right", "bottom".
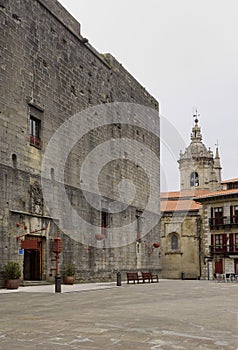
[
  {"left": 0, "top": 0, "right": 160, "bottom": 286},
  {"left": 160, "top": 116, "right": 222, "bottom": 279},
  {"left": 195, "top": 178, "right": 238, "bottom": 279}
]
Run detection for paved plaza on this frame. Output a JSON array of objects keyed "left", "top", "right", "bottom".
[{"left": 0, "top": 280, "right": 237, "bottom": 349}]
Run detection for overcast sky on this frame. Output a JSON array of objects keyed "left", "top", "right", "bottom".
[{"left": 59, "top": 0, "right": 238, "bottom": 191}]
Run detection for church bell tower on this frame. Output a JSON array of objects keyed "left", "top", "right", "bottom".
[{"left": 178, "top": 112, "right": 222, "bottom": 192}]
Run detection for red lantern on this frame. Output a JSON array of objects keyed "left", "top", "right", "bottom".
[
  {"left": 52, "top": 237, "right": 62, "bottom": 254},
  {"left": 153, "top": 242, "right": 160, "bottom": 248}
]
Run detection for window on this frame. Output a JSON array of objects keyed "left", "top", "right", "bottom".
[
  {"left": 101, "top": 209, "right": 109, "bottom": 229},
  {"left": 190, "top": 172, "right": 199, "bottom": 187},
  {"left": 12, "top": 153, "right": 17, "bottom": 168},
  {"left": 215, "top": 234, "right": 223, "bottom": 247},
  {"left": 30, "top": 116, "right": 41, "bottom": 148},
  {"left": 214, "top": 234, "right": 226, "bottom": 252},
  {"left": 136, "top": 210, "right": 143, "bottom": 241},
  {"left": 234, "top": 206, "right": 238, "bottom": 223},
  {"left": 235, "top": 234, "right": 238, "bottom": 251},
  {"left": 171, "top": 234, "right": 178, "bottom": 250},
  {"left": 214, "top": 207, "right": 223, "bottom": 225}
]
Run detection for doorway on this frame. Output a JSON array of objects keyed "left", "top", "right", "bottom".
[
  {"left": 215, "top": 259, "right": 223, "bottom": 274},
  {"left": 235, "top": 259, "right": 238, "bottom": 275},
  {"left": 23, "top": 236, "right": 43, "bottom": 280}
]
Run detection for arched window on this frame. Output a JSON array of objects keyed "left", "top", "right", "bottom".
[
  {"left": 190, "top": 172, "right": 199, "bottom": 187},
  {"left": 171, "top": 234, "right": 178, "bottom": 250}
]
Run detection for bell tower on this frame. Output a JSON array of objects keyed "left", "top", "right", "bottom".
[{"left": 178, "top": 112, "right": 222, "bottom": 191}]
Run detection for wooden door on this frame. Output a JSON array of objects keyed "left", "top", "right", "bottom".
[
  {"left": 215, "top": 259, "right": 223, "bottom": 274},
  {"left": 214, "top": 207, "right": 223, "bottom": 225},
  {"left": 23, "top": 236, "right": 43, "bottom": 280},
  {"left": 235, "top": 259, "right": 238, "bottom": 274}
]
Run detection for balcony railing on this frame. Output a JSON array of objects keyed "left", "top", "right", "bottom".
[
  {"left": 210, "top": 245, "right": 238, "bottom": 255},
  {"left": 209, "top": 216, "right": 238, "bottom": 229},
  {"left": 30, "top": 135, "right": 41, "bottom": 148}
]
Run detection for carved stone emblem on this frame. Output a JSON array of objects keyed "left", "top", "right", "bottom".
[{"left": 30, "top": 181, "right": 43, "bottom": 215}]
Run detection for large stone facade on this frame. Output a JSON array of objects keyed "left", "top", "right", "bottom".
[{"left": 0, "top": 0, "right": 160, "bottom": 286}]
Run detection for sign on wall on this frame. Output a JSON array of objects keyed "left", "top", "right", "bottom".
[{"left": 18, "top": 248, "right": 24, "bottom": 255}]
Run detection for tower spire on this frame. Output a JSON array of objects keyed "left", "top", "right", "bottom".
[
  {"left": 214, "top": 141, "right": 221, "bottom": 169},
  {"left": 191, "top": 109, "right": 202, "bottom": 142}
]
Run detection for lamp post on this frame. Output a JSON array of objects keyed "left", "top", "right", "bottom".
[{"left": 51, "top": 237, "right": 62, "bottom": 293}]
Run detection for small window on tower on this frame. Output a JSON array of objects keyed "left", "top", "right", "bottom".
[{"left": 190, "top": 172, "right": 199, "bottom": 187}]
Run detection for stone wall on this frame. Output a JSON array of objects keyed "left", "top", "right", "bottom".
[
  {"left": 0, "top": 0, "right": 160, "bottom": 285},
  {"left": 160, "top": 213, "right": 201, "bottom": 279}
]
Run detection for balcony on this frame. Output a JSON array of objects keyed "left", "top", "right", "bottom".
[
  {"left": 30, "top": 135, "right": 41, "bottom": 149},
  {"left": 209, "top": 245, "right": 238, "bottom": 256},
  {"left": 209, "top": 216, "right": 238, "bottom": 229}
]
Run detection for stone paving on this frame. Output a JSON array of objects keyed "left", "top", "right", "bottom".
[{"left": 0, "top": 280, "right": 237, "bottom": 349}]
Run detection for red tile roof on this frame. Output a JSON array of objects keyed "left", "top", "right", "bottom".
[
  {"left": 161, "top": 199, "right": 201, "bottom": 212},
  {"left": 161, "top": 179, "right": 238, "bottom": 212},
  {"left": 161, "top": 189, "right": 210, "bottom": 199},
  {"left": 160, "top": 189, "right": 210, "bottom": 213},
  {"left": 195, "top": 188, "right": 238, "bottom": 200},
  {"left": 221, "top": 177, "right": 238, "bottom": 184}
]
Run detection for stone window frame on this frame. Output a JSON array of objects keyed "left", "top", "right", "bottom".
[
  {"left": 164, "top": 232, "right": 182, "bottom": 255},
  {"left": 171, "top": 233, "right": 179, "bottom": 250}
]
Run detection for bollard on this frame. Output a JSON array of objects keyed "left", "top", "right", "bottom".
[
  {"left": 116, "top": 271, "right": 121, "bottom": 286},
  {"left": 55, "top": 275, "right": 61, "bottom": 293},
  {"left": 181, "top": 272, "right": 185, "bottom": 280}
]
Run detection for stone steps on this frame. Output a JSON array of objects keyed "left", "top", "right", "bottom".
[{"left": 20, "top": 280, "right": 53, "bottom": 287}]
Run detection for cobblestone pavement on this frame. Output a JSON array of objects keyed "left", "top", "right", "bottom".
[{"left": 0, "top": 280, "right": 237, "bottom": 349}]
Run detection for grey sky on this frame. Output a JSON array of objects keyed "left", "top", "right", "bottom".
[{"left": 59, "top": 0, "right": 238, "bottom": 191}]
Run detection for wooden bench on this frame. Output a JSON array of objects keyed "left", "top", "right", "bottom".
[
  {"left": 126, "top": 272, "right": 159, "bottom": 284},
  {"left": 126, "top": 272, "right": 143, "bottom": 284},
  {"left": 142, "top": 271, "right": 159, "bottom": 283}
]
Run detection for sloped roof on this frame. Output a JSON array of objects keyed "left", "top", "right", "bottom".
[
  {"left": 161, "top": 189, "right": 210, "bottom": 213},
  {"left": 161, "top": 178, "right": 238, "bottom": 213},
  {"left": 221, "top": 177, "right": 238, "bottom": 184},
  {"left": 195, "top": 188, "right": 238, "bottom": 201},
  {"left": 161, "top": 189, "right": 209, "bottom": 199},
  {"left": 161, "top": 199, "right": 201, "bottom": 213}
]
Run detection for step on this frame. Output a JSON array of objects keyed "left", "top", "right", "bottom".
[{"left": 21, "top": 280, "right": 53, "bottom": 287}]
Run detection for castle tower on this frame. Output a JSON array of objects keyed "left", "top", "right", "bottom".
[{"left": 178, "top": 113, "right": 222, "bottom": 191}]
